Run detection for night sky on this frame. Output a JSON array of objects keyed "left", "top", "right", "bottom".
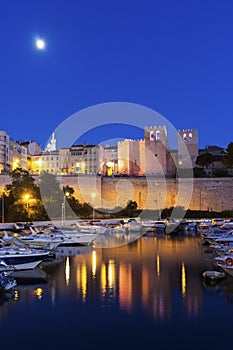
[{"left": 1, "top": 0, "right": 233, "bottom": 149}]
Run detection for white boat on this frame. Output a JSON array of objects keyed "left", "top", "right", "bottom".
[
  {"left": 0, "top": 272, "right": 17, "bottom": 291},
  {"left": 0, "top": 260, "right": 15, "bottom": 276},
  {"left": 217, "top": 255, "right": 233, "bottom": 277},
  {"left": 123, "top": 220, "right": 142, "bottom": 232},
  {"left": 0, "top": 246, "right": 50, "bottom": 270},
  {"left": 110, "top": 224, "right": 127, "bottom": 234},
  {"left": 74, "top": 221, "right": 109, "bottom": 235},
  {"left": 203, "top": 230, "right": 233, "bottom": 245},
  {"left": 28, "top": 226, "right": 95, "bottom": 246},
  {"left": 30, "top": 226, "right": 98, "bottom": 246},
  {"left": 202, "top": 270, "right": 226, "bottom": 281},
  {"left": 2, "top": 230, "right": 61, "bottom": 250}
]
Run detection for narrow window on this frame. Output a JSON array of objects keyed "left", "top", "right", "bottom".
[
  {"left": 156, "top": 130, "right": 160, "bottom": 140},
  {"left": 150, "top": 131, "right": 154, "bottom": 141}
]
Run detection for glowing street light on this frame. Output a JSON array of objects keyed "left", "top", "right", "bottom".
[
  {"left": 23, "top": 194, "right": 30, "bottom": 214},
  {"left": 62, "top": 192, "right": 70, "bottom": 227},
  {"left": 12, "top": 158, "right": 20, "bottom": 170}
]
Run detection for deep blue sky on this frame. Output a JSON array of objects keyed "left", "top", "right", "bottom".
[{"left": 1, "top": 0, "right": 233, "bottom": 149}]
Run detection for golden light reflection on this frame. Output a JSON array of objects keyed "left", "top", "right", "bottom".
[
  {"left": 14, "top": 290, "right": 19, "bottom": 301},
  {"left": 119, "top": 264, "right": 132, "bottom": 311},
  {"left": 142, "top": 266, "right": 149, "bottom": 307},
  {"left": 101, "top": 263, "right": 107, "bottom": 295},
  {"left": 92, "top": 250, "right": 96, "bottom": 277},
  {"left": 181, "top": 262, "right": 186, "bottom": 298},
  {"left": 81, "top": 264, "right": 87, "bottom": 301},
  {"left": 156, "top": 254, "right": 160, "bottom": 279},
  {"left": 108, "top": 259, "right": 115, "bottom": 289},
  {"left": 34, "top": 287, "right": 43, "bottom": 300},
  {"left": 76, "top": 265, "right": 81, "bottom": 292},
  {"left": 65, "top": 257, "right": 70, "bottom": 286}
]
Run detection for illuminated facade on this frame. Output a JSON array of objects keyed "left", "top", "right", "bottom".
[
  {"left": 118, "top": 139, "right": 145, "bottom": 176},
  {"left": 0, "top": 126, "right": 198, "bottom": 176},
  {"left": 30, "top": 144, "right": 105, "bottom": 175},
  {"left": 0, "top": 130, "right": 10, "bottom": 173},
  {"left": 69, "top": 144, "right": 104, "bottom": 175},
  {"left": 117, "top": 126, "right": 198, "bottom": 176},
  {"left": 104, "top": 145, "right": 118, "bottom": 176},
  {"left": 144, "top": 125, "right": 169, "bottom": 175},
  {"left": 10, "top": 140, "right": 28, "bottom": 171}
]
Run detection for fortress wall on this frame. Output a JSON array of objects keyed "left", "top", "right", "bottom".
[
  {"left": 100, "top": 177, "right": 233, "bottom": 212},
  {"left": 1, "top": 175, "right": 233, "bottom": 212}
]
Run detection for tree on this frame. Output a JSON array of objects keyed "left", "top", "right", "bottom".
[
  {"left": 39, "top": 172, "right": 64, "bottom": 220},
  {"left": 119, "top": 200, "right": 138, "bottom": 217},
  {"left": 4, "top": 168, "right": 46, "bottom": 221},
  {"left": 224, "top": 142, "right": 233, "bottom": 168},
  {"left": 63, "top": 185, "right": 83, "bottom": 219},
  {"left": 195, "top": 153, "right": 214, "bottom": 168}
]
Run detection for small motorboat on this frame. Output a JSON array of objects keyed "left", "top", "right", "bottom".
[
  {"left": 202, "top": 270, "right": 226, "bottom": 281},
  {"left": 0, "top": 272, "right": 17, "bottom": 292}
]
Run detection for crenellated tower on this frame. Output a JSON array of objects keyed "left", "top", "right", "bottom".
[
  {"left": 178, "top": 129, "right": 198, "bottom": 168},
  {"left": 144, "top": 126, "right": 168, "bottom": 175}
]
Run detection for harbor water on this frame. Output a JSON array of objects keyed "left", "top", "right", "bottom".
[{"left": 1, "top": 233, "right": 233, "bottom": 350}]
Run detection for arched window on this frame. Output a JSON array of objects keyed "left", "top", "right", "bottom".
[
  {"left": 150, "top": 131, "right": 154, "bottom": 141},
  {"left": 189, "top": 132, "right": 192, "bottom": 140},
  {"left": 183, "top": 133, "right": 187, "bottom": 141},
  {"left": 156, "top": 130, "right": 160, "bottom": 140}
]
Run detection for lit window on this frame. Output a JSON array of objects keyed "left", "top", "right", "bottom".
[
  {"left": 183, "top": 133, "right": 187, "bottom": 141},
  {"left": 189, "top": 132, "right": 192, "bottom": 140}
]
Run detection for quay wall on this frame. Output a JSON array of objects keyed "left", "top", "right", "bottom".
[{"left": 0, "top": 175, "right": 233, "bottom": 212}]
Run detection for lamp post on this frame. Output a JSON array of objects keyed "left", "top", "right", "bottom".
[
  {"left": 62, "top": 192, "right": 70, "bottom": 227},
  {"left": 91, "top": 192, "right": 96, "bottom": 220}
]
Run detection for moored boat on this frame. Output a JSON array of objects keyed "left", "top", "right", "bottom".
[
  {"left": 202, "top": 270, "right": 226, "bottom": 281},
  {"left": 0, "top": 272, "right": 17, "bottom": 292},
  {"left": 0, "top": 246, "right": 50, "bottom": 270}
]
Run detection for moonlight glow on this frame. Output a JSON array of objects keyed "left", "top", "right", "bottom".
[{"left": 35, "top": 39, "right": 46, "bottom": 50}]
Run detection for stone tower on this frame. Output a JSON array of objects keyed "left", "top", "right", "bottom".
[
  {"left": 178, "top": 129, "right": 198, "bottom": 168},
  {"left": 144, "top": 126, "right": 168, "bottom": 175}
]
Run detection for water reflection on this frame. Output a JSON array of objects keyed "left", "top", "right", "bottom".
[
  {"left": 92, "top": 250, "right": 96, "bottom": 278},
  {"left": 101, "top": 263, "right": 107, "bottom": 297},
  {"left": 156, "top": 254, "right": 160, "bottom": 279},
  {"left": 65, "top": 257, "right": 70, "bottom": 287},
  {"left": 2, "top": 235, "right": 233, "bottom": 325},
  {"left": 181, "top": 262, "right": 186, "bottom": 298},
  {"left": 34, "top": 287, "right": 43, "bottom": 300}
]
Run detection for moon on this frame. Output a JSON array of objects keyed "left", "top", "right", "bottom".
[{"left": 35, "top": 38, "right": 46, "bottom": 50}]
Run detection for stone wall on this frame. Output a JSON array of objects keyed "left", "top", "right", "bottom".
[{"left": 1, "top": 174, "right": 233, "bottom": 212}]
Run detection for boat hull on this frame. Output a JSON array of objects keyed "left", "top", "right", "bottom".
[{"left": 0, "top": 253, "right": 50, "bottom": 270}]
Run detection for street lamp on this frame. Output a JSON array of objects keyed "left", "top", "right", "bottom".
[
  {"left": 23, "top": 194, "right": 30, "bottom": 212},
  {"left": 91, "top": 192, "right": 96, "bottom": 220},
  {"left": 62, "top": 192, "right": 70, "bottom": 227}
]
